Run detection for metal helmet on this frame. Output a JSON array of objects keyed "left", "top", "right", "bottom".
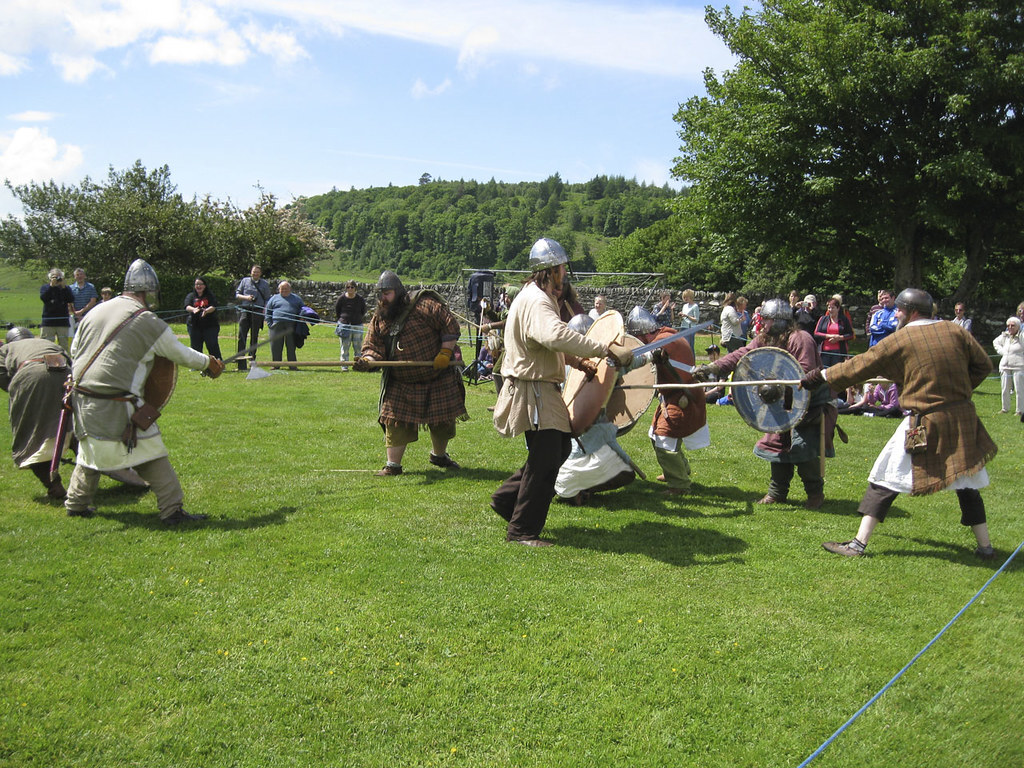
[
  {"left": 5, "top": 327, "right": 33, "bottom": 344},
  {"left": 377, "top": 270, "right": 405, "bottom": 294},
  {"left": 567, "top": 313, "right": 594, "bottom": 335},
  {"left": 626, "top": 305, "right": 660, "bottom": 335},
  {"left": 895, "top": 288, "right": 933, "bottom": 317},
  {"left": 528, "top": 238, "right": 568, "bottom": 270},
  {"left": 760, "top": 298, "right": 793, "bottom": 322},
  {"left": 123, "top": 258, "right": 159, "bottom": 293}
]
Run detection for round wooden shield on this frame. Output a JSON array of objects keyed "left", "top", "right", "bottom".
[
  {"left": 606, "top": 335, "right": 656, "bottom": 435},
  {"left": 563, "top": 311, "right": 625, "bottom": 437},
  {"left": 732, "top": 347, "right": 808, "bottom": 433},
  {"left": 143, "top": 355, "right": 178, "bottom": 411}
]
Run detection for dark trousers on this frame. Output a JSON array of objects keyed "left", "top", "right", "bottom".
[
  {"left": 236, "top": 310, "right": 264, "bottom": 370},
  {"left": 768, "top": 460, "right": 823, "bottom": 499},
  {"left": 491, "top": 429, "right": 571, "bottom": 541},
  {"left": 858, "top": 482, "right": 986, "bottom": 526},
  {"left": 188, "top": 324, "right": 222, "bottom": 360},
  {"left": 269, "top": 323, "right": 297, "bottom": 370}
]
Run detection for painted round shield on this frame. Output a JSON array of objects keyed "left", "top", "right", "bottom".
[
  {"left": 606, "top": 335, "right": 656, "bottom": 436},
  {"left": 563, "top": 311, "right": 625, "bottom": 436},
  {"left": 143, "top": 355, "right": 178, "bottom": 411},
  {"left": 732, "top": 347, "right": 808, "bottom": 433}
]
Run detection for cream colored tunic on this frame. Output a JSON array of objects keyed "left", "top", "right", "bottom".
[{"left": 492, "top": 282, "right": 608, "bottom": 437}]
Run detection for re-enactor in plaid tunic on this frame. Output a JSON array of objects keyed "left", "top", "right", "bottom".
[{"left": 362, "top": 290, "right": 467, "bottom": 427}]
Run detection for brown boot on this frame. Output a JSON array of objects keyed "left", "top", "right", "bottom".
[
  {"left": 757, "top": 494, "right": 784, "bottom": 504},
  {"left": 804, "top": 493, "right": 825, "bottom": 510}
]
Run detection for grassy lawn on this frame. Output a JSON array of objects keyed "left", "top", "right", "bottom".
[{"left": 1, "top": 322, "right": 1021, "bottom": 767}]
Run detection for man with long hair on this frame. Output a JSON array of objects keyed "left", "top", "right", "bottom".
[{"left": 490, "top": 238, "right": 631, "bottom": 547}]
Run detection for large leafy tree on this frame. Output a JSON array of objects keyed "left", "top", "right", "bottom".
[
  {"left": 674, "top": 0, "right": 1024, "bottom": 302},
  {"left": 1, "top": 161, "right": 333, "bottom": 284}
]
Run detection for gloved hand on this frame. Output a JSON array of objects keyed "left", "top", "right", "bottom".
[
  {"left": 650, "top": 348, "right": 668, "bottom": 365},
  {"left": 605, "top": 342, "right": 634, "bottom": 369},
  {"left": 433, "top": 347, "right": 453, "bottom": 370},
  {"left": 577, "top": 358, "right": 599, "bottom": 381},
  {"left": 800, "top": 368, "right": 825, "bottom": 390},
  {"left": 353, "top": 356, "right": 375, "bottom": 372},
  {"left": 204, "top": 357, "right": 225, "bottom": 379},
  {"left": 691, "top": 364, "right": 719, "bottom": 383}
]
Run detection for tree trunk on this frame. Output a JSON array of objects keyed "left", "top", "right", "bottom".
[
  {"left": 952, "top": 223, "right": 990, "bottom": 306},
  {"left": 892, "top": 220, "right": 925, "bottom": 290}
]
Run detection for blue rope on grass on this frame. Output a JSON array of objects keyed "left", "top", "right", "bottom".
[{"left": 796, "top": 539, "right": 1024, "bottom": 768}]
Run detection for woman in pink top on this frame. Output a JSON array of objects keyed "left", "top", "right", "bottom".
[{"left": 814, "top": 296, "right": 854, "bottom": 367}]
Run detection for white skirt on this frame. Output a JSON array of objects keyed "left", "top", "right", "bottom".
[
  {"left": 555, "top": 444, "right": 631, "bottom": 498},
  {"left": 868, "top": 415, "right": 989, "bottom": 494}
]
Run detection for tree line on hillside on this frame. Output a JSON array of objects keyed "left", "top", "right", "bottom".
[{"left": 299, "top": 174, "right": 676, "bottom": 280}]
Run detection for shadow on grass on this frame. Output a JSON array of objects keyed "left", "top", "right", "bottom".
[
  {"left": 567, "top": 481, "right": 757, "bottom": 519},
  {"left": 551, "top": 521, "right": 747, "bottom": 568},
  {"left": 881, "top": 534, "right": 1024, "bottom": 570},
  {"left": 91, "top": 504, "right": 298, "bottom": 532}
]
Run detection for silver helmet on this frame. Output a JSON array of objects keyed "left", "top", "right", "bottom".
[
  {"left": 626, "top": 305, "right": 660, "bottom": 335},
  {"left": 5, "top": 327, "right": 33, "bottom": 344},
  {"left": 377, "top": 270, "right": 405, "bottom": 294},
  {"left": 760, "top": 298, "right": 793, "bottom": 322},
  {"left": 528, "top": 238, "right": 568, "bottom": 270},
  {"left": 567, "top": 313, "right": 594, "bottom": 335},
  {"left": 123, "top": 258, "right": 159, "bottom": 293},
  {"left": 895, "top": 288, "right": 933, "bottom": 317}
]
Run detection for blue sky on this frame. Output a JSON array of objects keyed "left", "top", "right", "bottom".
[{"left": 0, "top": 1, "right": 736, "bottom": 219}]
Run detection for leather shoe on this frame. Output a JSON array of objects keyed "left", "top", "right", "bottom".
[
  {"left": 375, "top": 464, "right": 403, "bottom": 476},
  {"left": 512, "top": 538, "right": 553, "bottom": 548},
  {"left": 428, "top": 453, "right": 461, "bottom": 470},
  {"left": 975, "top": 545, "right": 997, "bottom": 560},
  {"left": 757, "top": 494, "right": 784, "bottom": 505},
  {"left": 662, "top": 487, "right": 689, "bottom": 496},
  {"left": 822, "top": 540, "right": 863, "bottom": 557},
  {"left": 804, "top": 493, "right": 825, "bottom": 510},
  {"left": 67, "top": 506, "right": 96, "bottom": 518},
  {"left": 163, "top": 509, "right": 209, "bottom": 525}
]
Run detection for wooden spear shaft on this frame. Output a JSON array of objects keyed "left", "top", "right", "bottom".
[{"left": 252, "top": 359, "right": 460, "bottom": 368}]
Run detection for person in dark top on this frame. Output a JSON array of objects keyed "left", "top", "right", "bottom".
[
  {"left": 39, "top": 268, "right": 75, "bottom": 352},
  {"left": 334, "top": 280, "right": 367, "bottom": 365},
  {"left": 183, "top": 277, "right": 222, "bottom": 359}
]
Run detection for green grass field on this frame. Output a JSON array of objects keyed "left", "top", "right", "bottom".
[{"left": 1, "top": 321, "right": 1021, "bottom": 767}]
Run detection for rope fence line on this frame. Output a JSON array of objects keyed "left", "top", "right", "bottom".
[{"left": 796, "top": 539, "right": 1023, "bottom": 768}]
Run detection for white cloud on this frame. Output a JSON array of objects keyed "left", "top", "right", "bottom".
[
  {"left": 149, "top": 30, "right": 249, "bottom": 66},
  {"left": 0, "top": 51, "right": 28, "bottom": 76},
  {"left": 51, "top": 53, "right": 109, "bottom": 83},
  {"left": 411, "top": 77, "right": 451, "bottom": 99},
  {"left": 8, "top": 111, "right": 58, "bottom": 122},
  {"left": 243, "top": 23, "right": 308, "bottom": 65},
  {"left": 0, "top": 127, "right": 84, "bottom": 186}
]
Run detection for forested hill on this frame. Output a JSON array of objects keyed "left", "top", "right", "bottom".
[{"left": 299, "top": 174, "right": 678, "bottom": 280}]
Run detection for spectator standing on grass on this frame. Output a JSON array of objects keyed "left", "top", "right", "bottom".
[
  {"left": 868, "top": 289, "right": 899, "bottom": 347},
  {"left": 183, "top": 276, "right": 222, "bottom": 360},
  {"left": 100, "top": 287, "right": 114, "bottom": 302},
  {"left": 951, "top": 302, "right": 973, "bottom": 333},
  {"left": 69, "top": 268, "right": 99, "bottom": 323},
  {"left": 265, "top": 281, "right": 304, "bottom": 371},
  {"left": 354, "top": 270, "right": 466, "bottom": 476},
  {"left": 234, "top": 264, "right": 273, "bottom": 371},
  {"left": 39, "top": 268, "right": 74, "bottom": 353},
  {"left": 814, "top": 296, "right": 854, "bottom": 368},
  {"left": 490, "top": 238, "right": 631, "bottom": 547},
  {"left": 334, "top": 280, "right": 367, "bottom": 365},
  {"left": 653, "top": 290, "right": 675, "bottom": 326},
  {"left": 720, "top": 292, "right": 743, "bottom": 352},
  {"left": 588, "top": 294, "right": 608, "bottom": 321},
  {"left": 805, "top": 288, "right": 998, "bottom": 559},
  {"left": 993, "top": 316, "right": 1023, "bottom": 416},
  {"left": 679, "top": 289, "right": 700, "bottom": 329}
]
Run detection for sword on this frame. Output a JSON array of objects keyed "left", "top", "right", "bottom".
[
  {"left": 631, "top": 320, "right": 715, "bottom": 358},
  {"left": 49, "top": 374, "right": 73, "bottom": 482}
]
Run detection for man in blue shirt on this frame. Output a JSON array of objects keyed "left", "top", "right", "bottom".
[
  {"left": 867, "top": 289, "right": 899, "bottom": 347},
  {"left": 265, "top": 281, "right": 304, "bottom": 370},
  {"left": 69, "top": 268, "right": 99, "bottom": 323}
]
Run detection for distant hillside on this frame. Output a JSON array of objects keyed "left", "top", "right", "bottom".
[{"left": 300, "top": 174, "right": 679, "bottom": 281}]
